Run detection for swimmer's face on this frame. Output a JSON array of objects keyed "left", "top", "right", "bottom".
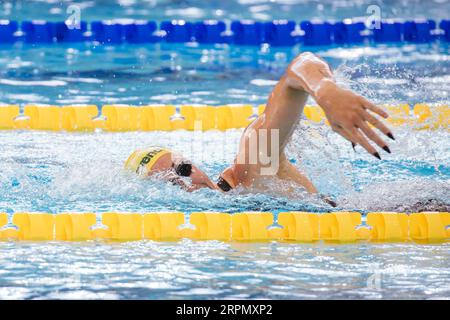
[
  {"left": 148, "top": 152, "right": 192, "bottom": 177},
  {"left": 140, "top": 151, "right": 216, "bottom": 190}
]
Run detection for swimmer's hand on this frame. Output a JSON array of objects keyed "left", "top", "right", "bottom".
[
  {"left": 320, "top": 195, "right": 337, "bottom": 208},
  {"left": 287, "top": 52, "right": 394, "bottom": 159},
  {"left": 316, "top": 80, "right": 394, "bottom": 159},
  {"left": 165, "top": 166, "right": 216, "bottom": 191},
  {"left": 189, "top": 165, "right": 217, "bottom": 190},
  {"left": 167, "top": 175, "right": 205, "bottom": 192}
]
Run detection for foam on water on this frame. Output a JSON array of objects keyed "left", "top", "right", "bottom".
[{"left": 0, "top": 122, "right": 448, "bottom": 214}]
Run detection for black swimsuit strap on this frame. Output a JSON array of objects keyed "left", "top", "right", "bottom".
[{"left": 217, "top": 176, "right": 232, "bottom": 192}]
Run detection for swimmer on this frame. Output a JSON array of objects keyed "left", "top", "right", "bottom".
[
  {"left": 124, "top": 147, "right": 217, "bottom": 192},
  {"left": 125, "top": 52, "right": 394, "bottom": 205}
]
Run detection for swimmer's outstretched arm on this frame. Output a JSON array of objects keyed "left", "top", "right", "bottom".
[
  {"left": 189, "top": 164, "right": 218, "bottom": 190},
  {"left": 224, "top": 52, "right": 395, "bottom": 194},
  {"left": 286, "top": 52, "right": 394, "bottom": 157},
  {"left": 166, "top": 169, "right": 215, "bottom": 192}
]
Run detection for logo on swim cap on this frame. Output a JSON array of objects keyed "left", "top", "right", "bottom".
[{"left": 124, "top": 147, "right": 170, "bottom": 175}]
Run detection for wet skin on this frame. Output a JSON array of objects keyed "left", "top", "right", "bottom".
[{"left": 144, "top": 52, "right": 394, "bottom": 196}]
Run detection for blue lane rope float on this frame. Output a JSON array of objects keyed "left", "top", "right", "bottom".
[
  {"left": 0, "top": 212, "right": 448, "bottom": 243},
  {"left": 0, "top": 19, "right": 449, "bottom": 46},
  {"left": 0, "top": 104, "right": 448, "bottom": 132}
]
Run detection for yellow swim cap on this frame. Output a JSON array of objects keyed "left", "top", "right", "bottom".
[{"left": 124, "top": 147, "right": 171, "bottom": 175}]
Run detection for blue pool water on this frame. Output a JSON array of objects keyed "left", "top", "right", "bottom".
[
  {"left": 0, "top": 0, "right": 449, "bottom": 300},
  {"left": 1, "top": 0, "right": 450, "bottom": 22},
  {"left": 1, "top": 43, "right": 450, "bottom": 106}
]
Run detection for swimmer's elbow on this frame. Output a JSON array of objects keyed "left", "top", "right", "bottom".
[
  {"left": 291, "top": 52, "right": 327, "bottom": 69},
  {"left": 285, "top": 52, "right": 333, "bottom": 93}
]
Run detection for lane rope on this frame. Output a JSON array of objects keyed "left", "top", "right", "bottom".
[
  {"left": 0, "top": 212, "right": 448, "bottom": 243},
  {"left": 0, "top": 104, "right": 448, "bottom": 131},
  {"left": 0, "top": 19, "right": 449, "bottom": 46}
]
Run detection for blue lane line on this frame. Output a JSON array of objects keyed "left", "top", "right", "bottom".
[{"left": 0, "top": 19, "right": 449, "bottom": 46}]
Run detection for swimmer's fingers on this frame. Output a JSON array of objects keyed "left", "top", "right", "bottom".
[
  {"left": 358, "top": 121, "right": 390, "bottom": 152},
  {"left": 320, "top": 195, "right": 338, "bottom": 207},
  {"left": 336, "top": 125, "right": 381, "bottom": 157},
  {"left": 348, "top": 128, "right": 380, "bottom": 158},
  {"left": 166, "top": 173, "right": 191, "bottom": 190},
  {"left": 359, "top": 96, "right": 388, "bottom": 118},
  {"left": 363, "top": 112, "right": 395, "bottom": 140},
  {"left": 334, "top": 126, "right": 355, "bottom": 145}
]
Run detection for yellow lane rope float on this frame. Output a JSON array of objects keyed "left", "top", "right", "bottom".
[
  {"left": 0, "top": 104, "right": 448, "bottom": 131},
  {"left": 0, "top": 212, "right": 448, "bottom": 243}
]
